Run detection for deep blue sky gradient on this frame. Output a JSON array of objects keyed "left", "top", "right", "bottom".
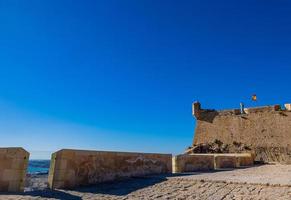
[{"left": 1, "top": 0, "right": 291, "bottom": 158}]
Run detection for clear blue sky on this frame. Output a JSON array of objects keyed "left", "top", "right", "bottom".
[{"left": 1, "top": 0, "right": 291, "bottom": 159}]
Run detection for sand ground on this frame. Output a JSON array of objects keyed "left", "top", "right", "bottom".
[{"left": 1, "top": 164, "right": 291, "bottom": 200}]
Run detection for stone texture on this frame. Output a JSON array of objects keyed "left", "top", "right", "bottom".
[
  {"left": 192, "top": 103, "right": 291, "bottom": 164},
  {"left": 48, "top": 149, "right": 172, "bottom": 189},
  {"left": 214, "top": 153, "right": 253, "bottom": 169},
  {"left": 185, "top": 139, "right": 252, "bottom": 154},
  {"left": 0, "top": 148, "right": 29, "bottom": 192},
  {"left": 285, "top": 103, "right": 291, "bottom": 111},
  {"left": 214, "top": 155, "right": 237, "bottom": 169},
  {"left": 173, "top": 153, "right": 253, "bottom": 172},
  {"left": 172, "top": 154, "right": 214, "bottom": 173},
  {"left": 235, "top": 153, "right": 254, "bottom": 167}
]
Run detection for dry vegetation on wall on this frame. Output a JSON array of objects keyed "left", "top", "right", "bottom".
[
  {"left": 192, "top": 102, "right": 291, "bottom": 163},
  {"left": 185, "top": 139, "right": 252, "bottom": 154}
]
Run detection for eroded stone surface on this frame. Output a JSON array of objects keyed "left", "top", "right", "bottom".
[
  {"left": 236, "top": 153, "right": 254, "bottom": 167},
  {"left": 0, "top": 148, "right": 29, "bottom": 192},
  {"left": 285, "top": 103, "right": 291, "bottom": 111},
  {"left": 174, "top": 153, "right": 253, "bottom": 173},
  {"left": 215, "top": 155, "right": 237, "bottom": 169},
  {"left": 48, "top": 149, "right": 172, "bottom": 189},
  {"left": 173, "top": 154, "right": 215, "bottom": 173},
  {"left": 192, "top": 102, "right": 291, "bottom": 164}
]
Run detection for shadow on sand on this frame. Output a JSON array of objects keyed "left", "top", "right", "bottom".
[
  {"left": 74, "top": 175, "right": 169, "bottom": 196},
  {"left": 73, "top": 167, "right": 256, "bottom": 196},
  {"left": 1, "top": 166, "right": 264, "bottom": 199},
  {"left": 0, "top": 174, "right": 169, "bottom": 199},
  {"left": 0, "top": 190, "right": 82, "bottom": 200}
]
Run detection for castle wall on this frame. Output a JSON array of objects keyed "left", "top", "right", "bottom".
[
  {"left": 48, "top": 149, "right": 172, "bottom": 189},
  {"left": 0, "top": 148, "right": 29, "bottom": 192},
  {"left": 193, "top": 103, "right": 291, "bottom": 164}
]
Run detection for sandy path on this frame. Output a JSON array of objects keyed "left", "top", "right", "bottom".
[
  {"left": 1, "top": 179, "right": 291, "bottom": 200},
  {"left": 1, "top": 164, "right": 291, "bottom": 200}
]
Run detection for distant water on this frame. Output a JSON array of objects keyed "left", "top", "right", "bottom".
[{"left": 28, "top": 160, "right": 50, "bottom": 174}]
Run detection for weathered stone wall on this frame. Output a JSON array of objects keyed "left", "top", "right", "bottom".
[
  {"left": 48, "top": 149, "right": 172, "bottom": 189},
  {"left": 192, "top": 102, "right": 291, "bottom": 164},
  {"left": 173, "top": 153, "right": 253, "bottom": 173},
  {"left": 214, "top": 155, "right": 237, "bottom": 169},
  {"left": 0, "top": 148, "right": 29, "bottom": 192},
  {"left": 173, "top": 154, "right": 214, "bottom": 173}
]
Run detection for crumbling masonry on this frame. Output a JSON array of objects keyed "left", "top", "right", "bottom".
[{"left": 191, "top": 102, "right": 291, "bottom": 164}]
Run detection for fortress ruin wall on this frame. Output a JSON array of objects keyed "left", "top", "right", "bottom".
[{"left": 192, "top": 102, "right": 291, "bottom": 164}]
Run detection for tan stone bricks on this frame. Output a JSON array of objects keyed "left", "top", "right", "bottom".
[
  {"left": 49, "top": 149, "right": 172, "bottom": 189},
  {"left": 236, "top": 153, "right": 254, "bottom": 167},
  {"left": 173, "top": 154, "right": 215, "bottom": 173},
  {"left": 285, "top": 103, "right": 291, "bottom": 111},
  {"left": 0, "top": 148, "right": 29, "bottom": 192},
  {"left": 215, "top": 155, "right": 237, "bottom": 169},
  {"left": 173, "top": 153, "right": 254, "bottom": 173},
  {"left": 244, "top": 105, "right": 281, "bottom": 114},
  {"left": 193, "top": 103, "right": 291, "bottom": 164}
]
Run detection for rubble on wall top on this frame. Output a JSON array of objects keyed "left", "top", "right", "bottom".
[{"left": 192, "top": 102, "right": 291, "bottom": 118}]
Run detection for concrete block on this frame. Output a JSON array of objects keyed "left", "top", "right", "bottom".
[
  {"left": 8, "top": 181, "right": 22, "bottom": 193},
  {"left": 235, "top": 153, "right": 254, "bottom": 167},
  {"left": 54, "top": 159, "right": 67, "bottom": 170},
  {"left": 0, "top": 158, "right": 12, "bottom": 169},
  {"left": 215, "top": 155, "right": 237, "bottom": 169},
  {"left": 0, "top": 148, "right": 29, "bottom": 192},
  {"left": 173, "top": 154, "right": 215, "bottom": 173},
  {"left": 285, "top": 104, "right": 291, "bottom": 111},
  {"left": 2, "top": 169, "right": 24, "bottom": 181},
  {"left": 11, "top": 159, "right": 27, "bottom": 170},
  {"left": 0, "top": 181, "right": 9, "bottom": 192}
]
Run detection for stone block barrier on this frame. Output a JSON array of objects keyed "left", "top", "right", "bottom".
[
  {"left": 0, "top": 148, "right": 29, "bottom": 192},
  {"left": 173, "top": 153, "right": 254, "bottom": 173},
  {"left": 235, "top": 153, "right": 254, "bottom": 167},
  {"left": 172, "top": 154, "right": 214, "bottom": 173},
  {"left": 214, "top": 155, "right": 237, "bottom": 169},
  {"left": 48, "top": 149, "right": 172, "bottom": 189}
]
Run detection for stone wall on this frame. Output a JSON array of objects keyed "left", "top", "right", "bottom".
[
  {"left": 214, "top": 155, "right": 237, "bottom": 169},
  {"left": 173, "top": 154, "right": 214, "bottom": 173},
  {"left": 192, "top": 102, "right": 291, "bottom": 164},
  {"left": 173, "top": 153, "right": 253, "bottom": 173},
  {"left": 0, "top": 148, "right": 29, "bottom": 192},
  {"left": 48, "top": 149, "right": 172, "bottom": 189}
]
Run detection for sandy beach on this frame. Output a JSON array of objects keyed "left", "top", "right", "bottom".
[{"left": 1, "top": 164, "right": 291, "bottom": 200}]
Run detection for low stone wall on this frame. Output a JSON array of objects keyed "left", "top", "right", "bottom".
[
  {"left": 235, "top": 153, "right": 254, "bottom": 166},
  {"left": 173, "top": 153, "right": 254, "bottom": 173},
  {"left": 48, "top": 149, "right": 172, "bottom": 189},
  {"left": 215, "top": 155, "right": 237, "bottom": 169},
  {"left": 0, "top": 148, "right": 29, "bottom": 192},
  {"left": 173, "top": 154, "right": 214, "bottom": 173}
]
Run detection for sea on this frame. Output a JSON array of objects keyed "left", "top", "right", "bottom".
[{"left": 28, "top": 160, "right": 50, "bottom": 174}]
